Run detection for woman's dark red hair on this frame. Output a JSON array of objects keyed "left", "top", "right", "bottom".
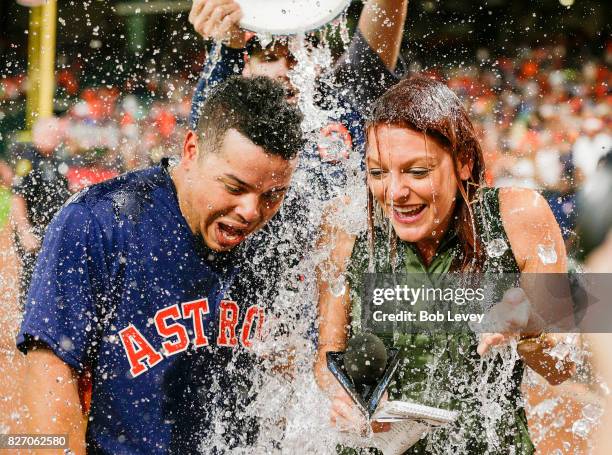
[{"left": 366, "top": 74, "right": 486, "bottom": 270}]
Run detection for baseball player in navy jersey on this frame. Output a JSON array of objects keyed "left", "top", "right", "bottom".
[{"left": 17, "top": 76, "right": 303, "bottom": 455}]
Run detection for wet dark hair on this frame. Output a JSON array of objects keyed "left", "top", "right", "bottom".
[
  {"left": 196, "top": 75, "right": 304, "bottom": 160},
  {"left": 245, "top": 34, "right": 319, "bottom": 66},
  {"left": 366, "top": 74, "right": 486, "bottom": 270},
  {"left": 246, "top": 38, "right": 297, "bottom": 67}
]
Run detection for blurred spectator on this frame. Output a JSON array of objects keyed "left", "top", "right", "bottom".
[
  {"left": 12, "top": 117, "right": 71, "bottom": 293},
  {"left": 573, "top": 117, "right": 612, "bottom": 185},
  {"left": 447, "top": 45, "right": 611, "bottom": 250}
]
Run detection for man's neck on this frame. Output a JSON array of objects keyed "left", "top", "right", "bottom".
[{"left": 169, "top": 165, "right": 199, "bottom": 236}]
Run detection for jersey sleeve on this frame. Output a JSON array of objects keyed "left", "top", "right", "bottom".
[
  {"left": 17, "top": 202, "right": 110, "bottom": 372},
  {"left": 332, "top": 28, "right": 406, "bottom": 116},
  {"left": 190, "top": 43, "right": 246, "bottom": 129}
]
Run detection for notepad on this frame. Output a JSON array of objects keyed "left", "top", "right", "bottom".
[
  {"left": 373, "top": 400, "right": 458, "bottom": 424},
  {"left": 338, "top": 401, "right": 458, "bottom": 455}
]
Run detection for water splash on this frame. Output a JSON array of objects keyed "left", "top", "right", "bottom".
[
  {"left": 536, "top": 243, "right": 558, "bottom": 265},
  {"left": 288, "top": 34, "right": 334, "bottom": 134},
  {"left": 329, "top": 274, "right": 346, "bottom": 297},
  {"left": 256, "top": 32, "right": 274, "bottom": 49},
  {"left": 485, "top": 238, "right": 508, "bottom": 258},
  {"left": 582, "top": 403, "right": 604, "bottom": 422},
  {"left": 571, "top": 418, "right": 592, "bottom": 438}
]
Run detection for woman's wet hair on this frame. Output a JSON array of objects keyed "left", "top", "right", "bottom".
[
  {"left": 366, "top": 74, "right": 486, "bottom": 270},
  {"left": 196, "top": 75, "right": 304, "bottom": 160}
]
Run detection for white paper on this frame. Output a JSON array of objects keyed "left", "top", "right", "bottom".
[
  {"left": 337, "top": 400, "right": 458, "bottom": 455},
  {"left": 373, "top": 401, "right": 458, "bottom": 425},
  {"left": 370, "top": 420, "right": 430, "bottom": 455}
]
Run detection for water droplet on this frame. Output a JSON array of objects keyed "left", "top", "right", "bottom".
[
  {"left": 582, "top": 403, "right": 604, "bottom": 421},
  {"left": 537, "top": 243, "right": 557, "bottom": 264},
  {"left": 59, "top": 335, "right": 75, "bottom": 352},
  {"left": 547, "top": 340, "right": 571, "bottom": 360},
  {"left": 486, "top": 238, "right": 508, "bottom": 258},
  {"left": 571, "top": 418, "right": 591, "bottom": 438},
  {"left": 329, "top": 275, "right": 346, "bottom": 297}
]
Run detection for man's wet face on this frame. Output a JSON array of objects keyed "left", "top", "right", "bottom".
[
  {"left": 184, "top": 129, "right": 297, "bottom": 252},
  {"left": 243, "top": 48, "right": 298, "bottom": 101}
]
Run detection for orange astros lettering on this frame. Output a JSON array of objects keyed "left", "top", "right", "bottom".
[{"left": 119, "top": 299, "right": 265, "bottom": 377}]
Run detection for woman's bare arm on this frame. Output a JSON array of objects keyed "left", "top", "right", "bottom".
[
  {"left": 314, "top": 204, "right": 357, "bottom": 394},
  {"left": 500, "top": 187, "right": 576, "bottom": 385}
]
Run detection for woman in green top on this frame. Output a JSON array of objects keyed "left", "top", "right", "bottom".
[{"left": 314, "top": 76, "right": 576, "bottom": 454}]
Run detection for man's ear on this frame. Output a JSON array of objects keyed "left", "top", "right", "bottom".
[{"left": 183, "top": 130, "right": 199, "bottom": 162}]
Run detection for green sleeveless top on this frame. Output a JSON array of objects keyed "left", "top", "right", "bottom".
[
  {"left": 345, "top": 188, "right": 534, "bottom": 455},
  {"left": 0, "top": 186, "right": 12, "bottom": 230}
]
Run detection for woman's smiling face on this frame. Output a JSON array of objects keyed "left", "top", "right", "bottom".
[{"left": 366, "top": 125, "right": 470, "bottom": 247}]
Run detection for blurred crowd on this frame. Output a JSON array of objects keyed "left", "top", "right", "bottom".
[
  {"left": 0, "top": 43, "right": 609, "bottom": 309},
  {"left": 1, "top": 69, "right": 194, "bottom": 175},
  {"left": 0, "top": 41, "right": 610, "bottom": 272},
  {"left": 445, "top": 42, "right": 611, "bottom": 243}
]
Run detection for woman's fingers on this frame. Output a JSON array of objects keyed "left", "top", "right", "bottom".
[
  {"left": 330, "top": 399, "right": 391, "bottom": 433},
  {"left": 333, "top": 388, "right": 356, "bottom": 406},
  {"left": 333, "top": 397, "right": 362, "bottom": 421},
  {"left": 371, "top": 420, "right": 391, "bottom": 433},
  {"left": 503, "top": 287, "right": 527, "bottom": 305},
  {"left": 329, "top": 395, "right": 365, "bottom": 432},
  {"left": 482, "top": 287, "right": 532, "bottom": 336},
  {"left": 477, "top": 332, "right": 520, "bottom": 356}
]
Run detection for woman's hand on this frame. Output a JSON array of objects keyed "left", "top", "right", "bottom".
[
  {"left": 329, "top": 387, "right": 390, "bottom": 434},
  {"left": 477, "top": 287, "right": 539, "bottom": 356},
  {"left": 189, "top": 0, "right": 246, "bottom": 48},
  {"left": 477, "top": 287, "right": 576, "bottom": 385}
]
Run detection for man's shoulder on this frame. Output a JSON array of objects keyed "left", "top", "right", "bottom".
[{"left": 66, "top": 163, "right": 173, "bottom": 222}]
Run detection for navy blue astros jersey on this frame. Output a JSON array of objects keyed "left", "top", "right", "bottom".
[{"left": 17, "top": 159, "right": 265, "bottom": 454}]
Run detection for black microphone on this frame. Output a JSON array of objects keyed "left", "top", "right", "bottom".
[
  {"left": 343, "top": 332, "right": 388, "bottom": 391},
  {"left": 327, "top": 332, "right": 400, "bottom": 418}
]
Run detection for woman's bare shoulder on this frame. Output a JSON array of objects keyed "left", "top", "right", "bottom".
[{"left": 498, "top": 187, "right": 566, "bottom": 271}]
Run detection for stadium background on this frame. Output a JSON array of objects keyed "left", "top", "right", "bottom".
[{"left": 0, "top": 1, "right": 611, "bottom": 453}]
